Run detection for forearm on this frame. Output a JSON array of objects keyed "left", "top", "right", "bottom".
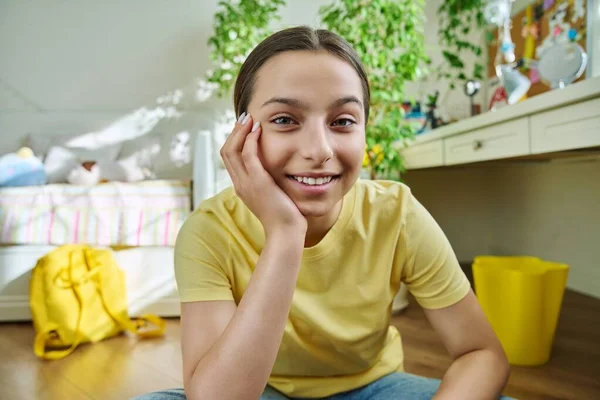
[
  {"left": 434, "top": 349, "right": 510, "bottom": 400},
  {"left": 189, "top": 231, "right": 304, "bottom": 400}
]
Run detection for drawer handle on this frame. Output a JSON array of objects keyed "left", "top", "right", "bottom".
[{"left": 473, "top": 140, "right": 483, "bottom": 150}]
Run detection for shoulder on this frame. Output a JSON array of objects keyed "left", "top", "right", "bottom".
[
  {"left": 177, "top": 187, "right": 243, "bottom": 244},
  {"left": 346, "top": 179, "right": 418, "bottom": 236},
  {"left": 354, "top": 178, "right": 413, "bottom": 198},
  {"left": 190, "top": 186, "right": 250, "bottom": 221},
  {"left": 354, "top": 179, "right": 414, "bottom": 214},
  {"left": 196, "top": 186, "right": 240, "bottom": 216}
]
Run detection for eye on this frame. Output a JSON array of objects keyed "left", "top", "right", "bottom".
[
  {"left": 331, "top": 118, "right": 356, "bottom": 127},
  {"left": 271, "top": 116, "right": 296, "bottom": 125}
]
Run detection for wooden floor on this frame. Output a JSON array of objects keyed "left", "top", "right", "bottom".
[{"left": 1, "top": 289, "right": 598, "bottom": 400}]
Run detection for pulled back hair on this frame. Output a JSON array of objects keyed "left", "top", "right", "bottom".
[{"left": 233, "top": 26, "right": 370, "bottom": 123}]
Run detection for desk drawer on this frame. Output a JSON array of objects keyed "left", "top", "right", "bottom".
[
  {"left": 402, "top": 140, "right": 444, "bottom": 169},
  {"left": 444, "top": 117, "right": 530, "bottom": 165},
  {"left": 531, "top": 97, "right": 600, "bottom": 154}
]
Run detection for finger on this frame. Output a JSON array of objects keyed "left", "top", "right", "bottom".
[
  {"left": 221, "top": 113, "right": 253, "bottom": 182},
  {"left": 220, "top": 137, "right": 240, "bottom": 185},
  {"left": 222, "top": 113, "right": 253, "bottom": 172},
  {"left": 220, "top": 152, "right": 241, "bottom": 190},
  {"left": 225, "top": 112, "right": 252, "bottom": 153},
  {"left": 242, "top": 122, "right": 269, "bottom": 180}
]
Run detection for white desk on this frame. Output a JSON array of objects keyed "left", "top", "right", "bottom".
[{"left": 402, "top": 77, "right": 600, "bottom": 169}]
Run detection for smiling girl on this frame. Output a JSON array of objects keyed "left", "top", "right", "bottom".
[{"left": 136, "top": 26, "right": 511, "bottom": 400}]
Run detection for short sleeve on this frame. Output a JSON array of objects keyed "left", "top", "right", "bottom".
[
  {"left": 174, "top": 209, "right": 234, "bottom": 303},
  {"left": 400, "top": 193, "right": 471, "bottom": 309}
]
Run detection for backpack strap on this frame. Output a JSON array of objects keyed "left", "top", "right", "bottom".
[
  {"left": 34, "top": 271, "right": 87, "bottom": 360},
  {"left": 113, "top": 313, "right": 166, "bottom": 338},
  {"left": 83, "top": 250, "right": 167, "bottom": 338}
]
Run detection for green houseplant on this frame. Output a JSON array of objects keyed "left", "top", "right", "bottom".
[
  {"left": 436, "top": 0, "right": 487, "bottom": 89},
  {"left": 206, "top": 0, "right": 429, "bottom": 180},
  {"left": 319, "top": 0, "right": 428, "bottom": 180},
  {"left": 206, "top": 0, "right": 286, "bottom": 98}
]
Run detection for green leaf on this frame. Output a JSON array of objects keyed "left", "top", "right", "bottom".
[
  {"left": 209, "top": 0, "right": 430, "bottom": 179},
  {"left": 442, "top": 51, "right": 464, "bottom": 69}
]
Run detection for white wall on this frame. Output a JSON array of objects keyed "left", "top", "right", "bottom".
[
  {"left": 0, "top": 0, "right": 330, "bottom": 176},
  {"left": 404, "top": 158, "right": 600, "bottom": 298},
  {"left": 0, "top": 0, "right": 489, "bottom": 163}
]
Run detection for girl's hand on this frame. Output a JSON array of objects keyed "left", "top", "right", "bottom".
[{"left": 220, "top": 113, "right": 307, "bottom": 238}]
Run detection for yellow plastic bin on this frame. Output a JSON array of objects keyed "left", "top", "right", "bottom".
[{"left": 472, "top": 256, "right": 569, "bottom": 366}]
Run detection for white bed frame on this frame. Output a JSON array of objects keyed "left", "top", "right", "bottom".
[{"left": 0, "top": 131, "right": 229, "bottom": 321}]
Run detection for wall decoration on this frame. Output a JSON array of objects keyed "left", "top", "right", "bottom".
[
  {"left": 521, "top": 6, "right": 538, "bottom": 66},
  {"left": 485, "top": 0, "right": 532, "bottom": 106},
  {"left": 572, "top": 0, "right": 585, "bottom": 22},
  {"left": 544, "top": 0, "right": 556, "bottom": 11},
  {"left": 487, "top": 0, "right": 589, "bottom": 99},
  {"left": 537, "top": 42, "right": 588, "bottom": 88},
  {"left": 536, "top": 1, "right": 571, "bottom": 58}
]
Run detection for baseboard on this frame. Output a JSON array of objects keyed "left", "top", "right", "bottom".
[
  {"left": 0, "top": 295, "right": 31, "bottom": 322},
  {"left": 0, "top": 295, "right": 181, "bottom": 322}
]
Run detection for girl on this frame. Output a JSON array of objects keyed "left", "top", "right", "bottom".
[{"left": 138, "top": 26, "right": 511, "bottom": 400}]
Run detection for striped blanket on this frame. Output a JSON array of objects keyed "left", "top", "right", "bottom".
[{"left": 0, "top": 180, "right": 191, "bottom": 247}]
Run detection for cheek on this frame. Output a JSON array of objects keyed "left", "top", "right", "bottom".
[
  {"left": 258, "top": 133, "right": 290, "bottom": 172},
  {"left": 335, "top": 134, "right": 365, "bottom": 168}
]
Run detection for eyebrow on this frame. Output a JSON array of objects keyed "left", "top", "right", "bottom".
[{"left": 261, "top": 96, "right": 363, "bottom": 111}]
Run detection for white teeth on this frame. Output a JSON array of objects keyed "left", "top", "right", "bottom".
[{"left": 292, "top": 176, "right": 334, "bottom": 186}]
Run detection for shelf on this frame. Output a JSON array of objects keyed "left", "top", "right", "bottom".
[{"left": 402, "top": 77, "right": 600, "bottom": 170}]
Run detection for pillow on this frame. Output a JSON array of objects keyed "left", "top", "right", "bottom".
[
  {"left": 66, "top": 162, "right": 101, "bottom": 186},
  {"left": 98, "top": 156, "right": 149, "bottom": 182},
  {"left": 26, "top": 134, "right": 79, "bottom": 161},
  {"left": 43, "top": 144, "right": 122, "bottom": 183}
]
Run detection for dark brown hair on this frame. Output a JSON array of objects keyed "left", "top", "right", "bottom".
[{"left": 233, "top": 25, "right": 370, "bottom": 123}]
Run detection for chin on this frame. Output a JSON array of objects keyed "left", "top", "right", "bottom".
[
  {"left": 276, "top": 171, "right": 358, "bottom": 218},
  {"left": 294, "top": 200, "right": 336, "bottom": 218}
]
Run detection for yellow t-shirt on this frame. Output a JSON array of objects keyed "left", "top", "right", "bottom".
[{"left": 174, "top": 179, "right": 471, "bottom": 398}]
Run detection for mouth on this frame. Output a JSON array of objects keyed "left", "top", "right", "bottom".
[
  {"left": 287, "top": 174, "right": 341, "bottom": 187},
  {"left": 285, "top": 174, "right": 341, "bottom": 195}
]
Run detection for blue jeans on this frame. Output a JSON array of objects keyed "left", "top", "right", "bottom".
[{"left": 132, "top": 372, "right": 514, "bottom": 399}]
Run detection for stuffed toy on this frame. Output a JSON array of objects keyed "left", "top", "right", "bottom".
[
  {"left": 67, "top": 161, "right": 101, "bottom": 186},
  {"left": 0, "top": 147, "right": 47, "bottom": 187}
]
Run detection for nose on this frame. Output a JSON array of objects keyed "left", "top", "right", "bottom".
[{"left": 298, "top": 122, "right": 333, "bottom": 164}]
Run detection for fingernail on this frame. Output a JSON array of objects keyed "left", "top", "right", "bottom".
[
  {"left": 242, "top": 113, "right": 251, "bottom": 125},
  {"left": 237, "top": 112, "right": 246, "bottom": 124},
  {"left": 251, "top": 121, "right": 260, "bottom": 132}
]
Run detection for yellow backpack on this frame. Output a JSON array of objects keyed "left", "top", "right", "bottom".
[{"left": 29, "top": 244, "right": 166, "bottom": 360}]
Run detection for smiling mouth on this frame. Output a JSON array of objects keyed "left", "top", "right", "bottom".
[{"left": 287, "top": 175, "right": 341, "bottom": 186}]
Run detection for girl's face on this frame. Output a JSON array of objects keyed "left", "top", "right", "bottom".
[{"left": 245, "top": 50, "right": 366, "bottom": 218}]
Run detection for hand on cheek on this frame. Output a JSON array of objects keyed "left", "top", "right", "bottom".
[{"left": 220, "top": 113, "right": 307, "bottom": 237}]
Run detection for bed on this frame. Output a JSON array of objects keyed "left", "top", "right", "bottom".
[
  {"left": 0, "top": 180, "right": 191, "bottom": 247},
  {"left": 0, "top": 130, "right": 230, "bottom": 321}
]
